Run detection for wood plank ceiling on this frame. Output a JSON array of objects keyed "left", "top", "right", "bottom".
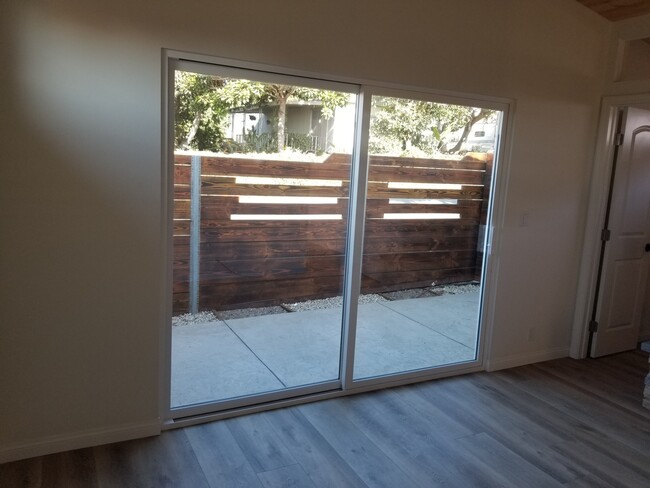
[{"left": 576, "top": 0, "right": 650, "bottom": 21}]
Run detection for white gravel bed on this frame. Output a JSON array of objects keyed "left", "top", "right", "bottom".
[
  {"left": 172, "top": 284, "right": 480, "bottom": 324},
  {"left": 216, "top": 306, "right": 287, "bottom": 321},
  {"left": 381, "top": 288, "right": 439, "bottom": 300},
  {"left": 172, "top": 311, "right": 218, "bottom": 326},
  {"left": 432, "top": 283, "right": 480, "bottom": 294},
  {"left": 283, "top": 293, "right": 387, "bottom": 312}
]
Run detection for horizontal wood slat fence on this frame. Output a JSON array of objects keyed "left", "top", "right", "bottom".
[{"left": 173, "top": 153, "right": 492, "bottom": 314}]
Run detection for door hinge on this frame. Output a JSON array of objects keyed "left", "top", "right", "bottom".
[
  {"left": 589, "top": 320, "right": 599, "bottom": 333},
  {"left": 615, "top": 133, "right": 624, "bottom": 146},
  {"left": 601, "top": 229, "right": 611, "bottom": 242}
]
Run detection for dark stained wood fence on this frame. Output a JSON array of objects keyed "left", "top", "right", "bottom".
[{"left": 173, "top": 153, "right": 491, "bottom": 314}]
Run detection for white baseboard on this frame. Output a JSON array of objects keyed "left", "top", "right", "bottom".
[
  {"left": 486, "top": 347, "right": 569, "bottom": 372},
  {"left": 0, "top": 419, "right": 161, "bottom": 464}
]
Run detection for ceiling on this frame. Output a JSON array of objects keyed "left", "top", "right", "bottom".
[{"left": 576, "top": 0, "right": 650, "bottom": 21}]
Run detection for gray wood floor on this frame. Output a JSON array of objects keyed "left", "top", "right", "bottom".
[{"left": 2, "top": 350, "right": 649, "bottom": 487}]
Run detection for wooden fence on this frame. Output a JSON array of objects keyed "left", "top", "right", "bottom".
[{"left": 173, "top": 153, "right": 491, "bottom": 314}]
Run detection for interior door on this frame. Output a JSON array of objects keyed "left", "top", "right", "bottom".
[{"left": 591, "top": 107, "right": 650, "bottom": 357}]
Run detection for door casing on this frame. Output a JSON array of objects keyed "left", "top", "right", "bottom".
[
  {"left": 590, "top": 107, "right": 650, "bottom": 356},
  {"left": 571, "top": 93, "right": 650, "bottom": 358}
]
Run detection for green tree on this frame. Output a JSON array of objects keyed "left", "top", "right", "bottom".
[
  {"left": 174, "top": 72, "right": 349, "bottom": 153},
  {"left": 174, "top": 72, "right": 224, "bottom": 151},
  {"left": 444, "top": 107, "right": 492, "bottom": 154},
  {"left": 369, "top": 96, "right": 493, "bottom": 156}
]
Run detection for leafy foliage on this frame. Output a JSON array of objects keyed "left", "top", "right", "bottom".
[
  {"left": 369, "top": 96, "right": 494, "bottom": 157},
  {"left": 175, "top": 72, "right": 492, "bottom": 156},
  {"left": 174, "top": 72, "right": 228, "bottom": 151},
  {"left": 174, "top": 72, "right": 349, "bottom": 153}
]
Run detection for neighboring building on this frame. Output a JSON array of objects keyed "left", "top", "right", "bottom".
[
  {"left": 227, "top": 97, "right": 356, "bottom": 153},
  {"left": 446, "top": 121, "right": 497, "bottom": 153}
]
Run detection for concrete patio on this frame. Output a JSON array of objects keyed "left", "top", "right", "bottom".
[{"left": 172, "top": 290, "right": 480, "bottom": 408}]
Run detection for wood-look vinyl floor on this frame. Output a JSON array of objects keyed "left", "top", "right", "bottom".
[{"left": 2, "top": 350, "right": 649, "bottom": 487}]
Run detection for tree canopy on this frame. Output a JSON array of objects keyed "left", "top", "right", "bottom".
[
  {"left": 174, "top": 72, "right": 348, "bottom": 153},
  {"left": 175, "top": 72, "right": 495, "bottom": 157},
  {"left": 369, "top": 96, "right": 494, "bottom": 157}
]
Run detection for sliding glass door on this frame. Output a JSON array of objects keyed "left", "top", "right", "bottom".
[
  {"left": 168, "top": 57, "right": 505, "bottom": 418},
  {"left": 353, "top": 94, "right": 497, "bottom": 381},
  {"left": 170, "top": 63, "right": 358, "bottom": 411}
]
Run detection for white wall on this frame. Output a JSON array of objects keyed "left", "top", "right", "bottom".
[
  {"left": 605, "top": 13, "right": 650, "bottom": 96},
  {"left": 0, "top": 0, "right": 610, "bottom": 461}
]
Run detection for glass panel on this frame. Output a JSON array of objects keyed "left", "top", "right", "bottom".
[
  {"left": 353, "top": 94, "right": 500, "bottom": 380},
  {"left": 171, "top": 69, "right": 357, "bottom": 408}
]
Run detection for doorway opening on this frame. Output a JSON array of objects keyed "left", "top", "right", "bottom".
[
  {"left": 589, "top": 105, "right": 650, "bottom": 357},
  {"left": 165, "top": 56, "right": 509, "bottom": 421},
  {"left": 572, "top": 95, "right": 650, "bottom": 358}
]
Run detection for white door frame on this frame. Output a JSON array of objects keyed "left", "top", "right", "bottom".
[
  {"left": 571, "top": 92, "right": 650, "bottom": 358},
  {"left": 160, "top": 49, "right": 515, "bottom": 426}
]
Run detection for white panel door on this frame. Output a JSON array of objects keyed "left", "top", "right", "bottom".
[{"left": 591, "top": 107, "right": 650, "bottom": 357}]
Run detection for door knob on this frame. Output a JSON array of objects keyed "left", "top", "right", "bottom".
[{"left": 646, "top": 243, "right": 650, "bottom": 252}]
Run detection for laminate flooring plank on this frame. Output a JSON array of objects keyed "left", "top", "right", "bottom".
[
  {"left": 598, "top": 350, "right": 648, "bottom": 374},
  {"left": 497, "top": 366, "right": 650, "bottom": 454},
  {"left": 3, "top": 351, "right": 649, "bottom": 488},
  {"left": 545, "top": 360, "right": 650, "bottom": 421},
  {"left": 39, "top": 448, "right": 98, "bottom": 488},
  {"left": 563, "top": 474, "right": 617, "bottom": 488},
  {"left": 475, "top": 372, "right": 650, "bottom": 483},
  {"left": 257, "top": 464, "right": 317, "bottom": 488},
  {"left": 381, "top": 385, "right": 475, "bottom": 439},
  {"left": 476, "top": 367, "right": 633, "bottom": 445},
  {"left": 551, "top": 439, "right": 650, "bottom": 488},
  {"left": 535, "top": 358, "right": 647, "bottom": 414},
  {"left": 185, "top": 420, "right": 263, "bottom": 488},
  {"left": 264, "top": 407, "right": 370, "bottom": 488},
  {"left": 457, "top": 372, "right": 589, "bottom": 443},
  {"left": 0, "top": 457, "right": 43, "bottom": 488},
  {"left": 563, "top": 354, "right": 645, "bottom": 385},
  {"left": 298, "top": 399, "right": 421, "bottom": 488},
  {"left": 91, "top": 440, "right": 138, "bottom": 487},
  {"left": 455, "top": 432, "right": 563, "bottom": 488},
  {"left": 424, "top": 374, "right": 568, "bottom": 442},
  {"left": 416, "top": 377, "right": 589, "bottom": 483},
  {"left": 418, "top": 372, "right": 580, "bottom": 446},
  {"left": 531, "top": 359, "right": 649, "bottom": 415},
  {"left": 93, "top": 429, "right": 209, "bottom": 488},
  {"left": 336, "top": 392, "right": 508, "bottom": 488},
  {"left": 225, "top": 412, "right": 296, "bottom": 473},
  {"left": 409, "top": 376, "right": 493, "bottom": 434}
]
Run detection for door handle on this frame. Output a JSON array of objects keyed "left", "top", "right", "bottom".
[{"left": 646, "top": 243, "right": 650, "bottom": 252}]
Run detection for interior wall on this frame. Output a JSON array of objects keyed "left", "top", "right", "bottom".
[
  {"left": 605, "top": 13, "right": 650, "bottom": 95},
  {"left": 617, "top": 38, "right": 650, "bottom": 82},
  {"left": 0, "top": 0, "right": 610, "bottom": 461}
]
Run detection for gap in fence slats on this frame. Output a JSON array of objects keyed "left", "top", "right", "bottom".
[{"left": 172, "top": 153, "right": 489, "bottom": 315}]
